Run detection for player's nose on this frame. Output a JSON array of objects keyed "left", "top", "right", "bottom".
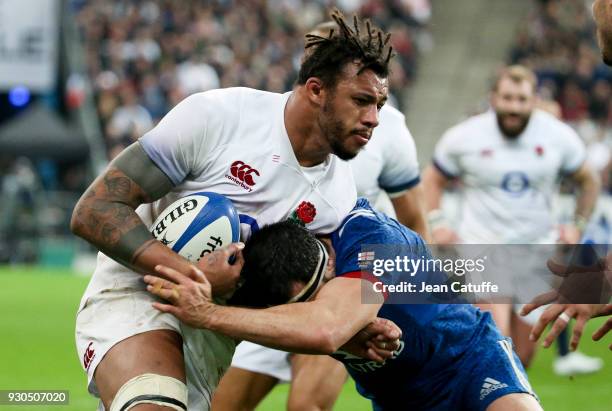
[
  {"left": 361, "top": 105, "right": 379, "bottom": 129},
  {"left": 507, "top": 98, "right": 524, "bottom": 112}
]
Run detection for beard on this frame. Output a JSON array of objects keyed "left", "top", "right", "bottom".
[
  {"left": 496, "top": 111, "right": 531, "bottom": 139},
  {"left": 319, "top": 98, "right": 360, "bottom": 160}
]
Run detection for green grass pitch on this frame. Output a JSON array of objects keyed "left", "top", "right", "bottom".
[{"left": 0, "top": 267, "right": 609, "bottom": 410}]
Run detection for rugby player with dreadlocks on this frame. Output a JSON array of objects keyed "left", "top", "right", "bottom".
[
  {"left": 72, "top": 9, "right": 397, "bottom": 411},
  {"left": 213, "top": 18, "right": 427, "bottom": 411}
]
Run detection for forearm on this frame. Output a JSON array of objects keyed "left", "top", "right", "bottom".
[
  {"left": 71, "top": 167, "right": 151, "bottom": 264},
  {"left": 71, "top": 179, "right": 194, "bottom": 274},
  {"left": 204, "top": 281, "right": 379, "bottom": 354},
  {"left": 202, "top": 304, "right": 354, "bottom": 354},
  {"left": 391, "top": 187, "right": 431, "bottom": 243},
  {"left": 422, "top": 165, "right": 446, "bottom": 211},
  {"left": 70, "top": 143, "right": 193, "bottom": 275},
  {"left": 408, "top": 216, "right": 430, "bottom": 243},
  {"left": 574, "top": 173, "right": 600, "bottom": 222}
]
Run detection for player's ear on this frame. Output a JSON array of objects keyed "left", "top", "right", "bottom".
[
  {"left": 304, "top": 77, "right": 325, "bottom": 106},
  {"left": 324, "top": 262, "right": 335, "bottom": 282},
  {"left": 318, "top": 237, "right": 335, "bottom": 280},
  {"left": 488, "top": 91, "right": 497, "bottom": 108}
]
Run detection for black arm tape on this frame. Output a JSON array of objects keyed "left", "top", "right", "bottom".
[
  {"left": 113, "top": 142, "right": 174, "bottom": 200},
  {"left": 103, "top": 224, "right": 156, "bottom": 267}
]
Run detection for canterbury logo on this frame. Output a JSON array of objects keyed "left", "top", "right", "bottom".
[
  {"left": 230, "top": 161, "right": 259, "bottom": 186},
  {"left": 83, "top": 342, "right": 96, "bottom": 371}
]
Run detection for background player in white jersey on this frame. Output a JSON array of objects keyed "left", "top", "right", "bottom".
[
  {"left": 422, "top": 65, "right": 600, "bottom": 370},
  {"left": 214, "top": 103, "right": 429, "bottom": 411},
  {"left": 213, "top": 22, "right": 430, "bottom": 411},
  {"left": 71, "top": 10, "right": 397, "bottom": 411},
  {"left": 351, "top": 104, "right": 429, "bottom": 239}
]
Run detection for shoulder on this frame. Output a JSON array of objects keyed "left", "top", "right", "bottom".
[
  {"left": 532, "top": 109, "right": 578, "bottom": 136},
  {"left": 373, "top": 105, "right": 415, "bottom": 153},
  {"left": 440, "top": 111, "right": 492, "bottom": 143},
  {"left": 228, "top": 87, "right": 285, "bottom": 101},
  {"left": 188, "top": 87, "right": 283, "bottom": 109},
  {"left": 336, "top": 199, "right": 418, "bottom": 246},
  {"left": 376, "top": 105, "right": 410, "bottom": 137},
  {"left": 530, "top": 110, "right": 584, "bottom": 153},
  {"left": 458, "top": 111, "right": 494, "bottom": 133},
  {"left": 379, "top": 104, "right": 406, "bottom": 124}
]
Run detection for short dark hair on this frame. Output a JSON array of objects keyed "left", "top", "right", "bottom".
[
  {"left": 492, "top": 65, "right": 537, "bottom": 93},
  {"left": 229, "top": 221, "right": 320, "bottom": 308},
  {"left": 296, "top": 9, "right": 394, "bottom": 89}
]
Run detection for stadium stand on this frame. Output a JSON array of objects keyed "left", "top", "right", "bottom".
[
  {"left": 509, "top": 0, "right": 612, "bottom": 192},
  {"left": 71, "top": 0, "right": 431, "bottom": 159}
]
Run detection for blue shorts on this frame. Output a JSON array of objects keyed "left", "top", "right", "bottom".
[
  {"left": 459, "top": 336, "right": 537, "bottom": 411},
  {"left": 370, "top": 316, "right": 538, "bottom": 411}
]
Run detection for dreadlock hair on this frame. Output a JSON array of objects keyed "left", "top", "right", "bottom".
[
  {"left": 297, "top": 9, "right": 395, "bottom": 89},
  {"left": 228, "top": 220, "right": 321, "bottom": 308}
]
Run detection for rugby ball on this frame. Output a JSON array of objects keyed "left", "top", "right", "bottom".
[{"left": 150, "top": 192, "right": 240, "bottom": 262}]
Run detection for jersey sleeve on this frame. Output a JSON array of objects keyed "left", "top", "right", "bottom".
[
  {"left": 378, "top": 117, "right": 421, "bottom": 198},
  {"left": 139, "top": 91, "right": 226, "bottom": 185},
  {"left": 558, "top": 124, "right": 587, "bottom": 175},
  {"left": 334, "top": 212, "right": 432, "bottom": 301},
  {"left": 432, "top": 126, "right": 463, "bottom": 178},
  {"left": 334, "top": 210, "right": 422, "bottom": 277}
]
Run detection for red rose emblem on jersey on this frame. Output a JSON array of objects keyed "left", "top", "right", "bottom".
[
  {"left": 294, "top": 201, "right": 316, "bottom": 225},
  {"left": 535, "top": 145, "right": 544, "bottom": 156}
]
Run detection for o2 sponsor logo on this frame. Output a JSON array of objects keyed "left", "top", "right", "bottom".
[{"left": 500, "top": 172, "right": 529, "bottom": 195}]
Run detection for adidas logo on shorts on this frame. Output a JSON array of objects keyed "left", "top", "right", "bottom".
[{"left": 479, "top": 377, "right": 508, "bottom": 400}]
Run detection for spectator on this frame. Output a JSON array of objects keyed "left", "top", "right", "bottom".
[
  {"left": 509, "top": 0, "right": 612, "bottom": 191},
  {"left": 73, "top": 0, "right": 431, "bottom": 155}
]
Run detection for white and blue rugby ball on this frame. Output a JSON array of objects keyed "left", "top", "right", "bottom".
[{"left": 150, "top": 192, "right": 240, "bottom": 262}]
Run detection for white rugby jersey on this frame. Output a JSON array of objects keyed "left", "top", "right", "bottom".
[
  {"left": 434, "top": 109, "right": 586, "bottom": 243},
  {"left": 79, "top": 87, "right": 356, "bottom": 392},
  {"left": 87, "top": 87, "right": 357, "bottom": 291},
  {"left": 350, "top": 104, "right": 420, "bottom": 217}
]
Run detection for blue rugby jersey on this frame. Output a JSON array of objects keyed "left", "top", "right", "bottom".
[{"left": 331, "top": 198, "right": 495, "bottom": 409}]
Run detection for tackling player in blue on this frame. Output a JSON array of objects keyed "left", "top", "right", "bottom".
[{"left": 145, "top": 199, "right": 542, "bottom": 410}]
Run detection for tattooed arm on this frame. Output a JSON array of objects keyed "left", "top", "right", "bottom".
[
  {"left": 70, "top": 143, "right": 235, "bottom": 291},
  {"left": 71, "top": 143, "right": 184, "bottom": 269}
]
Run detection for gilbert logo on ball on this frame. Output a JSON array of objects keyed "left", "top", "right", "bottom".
[{"left": 150, "top": 192, "right": 240, "bottom": 262}]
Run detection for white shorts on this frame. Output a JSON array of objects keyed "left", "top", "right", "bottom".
[
  {"left": 75, "top": 254, "right": 236, "bottom": 410},
  {"left": 231, "top": 342, "right": 292, "bottom": 383}
]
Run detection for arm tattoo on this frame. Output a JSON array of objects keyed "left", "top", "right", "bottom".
[
  {"left": 72, "top": 167, "right": 158, "bottom": 267},
  {"left": 71, "top": 142, "right": 174, "bottom": 269},
  {"left": 103, "top": 173, "right": 131, "bottom": 198}
]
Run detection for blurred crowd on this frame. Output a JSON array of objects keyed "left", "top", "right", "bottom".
[
  {"left": 509, "top": 0, "right": 612, "bottom": 191},
  {"left": 71, "top": 0, "right": 431, "bottom": 159}
]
